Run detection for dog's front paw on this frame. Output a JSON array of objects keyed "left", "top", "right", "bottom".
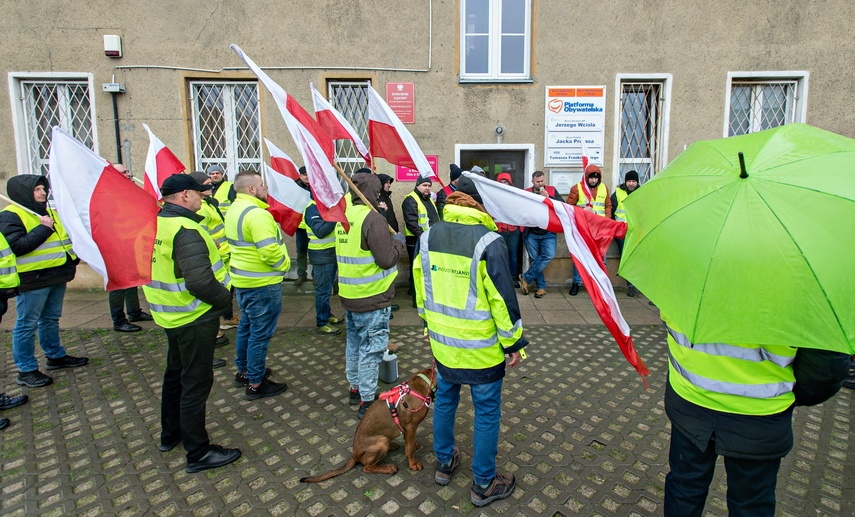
[{"left": 409, "top": 460, "right": 423, "bottom": 471}]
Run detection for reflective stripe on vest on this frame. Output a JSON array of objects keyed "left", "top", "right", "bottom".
[
  {"left": 404, "top": 191, "right": 429, "bottom": 237},
  {"left": 213, "top": 181, "right": 233, "bottom": 215},
  {"left": 666, "top": 323, "right": 796, "bottom": 414},
  {"left": 143, "top": 216, "right": 228, "bottom": 328},
  {"left": 0, "top": 233, "right": 19, "bottom": 289},
  {"left": 1, "top": 205, "right": 76, "bottom": 273},
  {"left": 225, "top": 197, "right": 289, "bottom": 287},
  {"left": 335, "top": 204, "right": 397, "bottom": 298},
  {"left": 575, "top": 182, "right": 607, "bottom": 216},
  {"left": 302, "top": 201, "right": 335, "bottom": 250},
  {"left": 614, "top": 188, "right": 628, "bottom": 223}
]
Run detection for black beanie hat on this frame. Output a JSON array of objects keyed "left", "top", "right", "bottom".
[
  {"left": 449, "top": 164, "right": 463, "bottom": 182},
  {"left": 354, "top": 167, "right": 372, "bottom": 175},
  {"left": 625, "top": 170, "right": 639, "bottom": 183}
]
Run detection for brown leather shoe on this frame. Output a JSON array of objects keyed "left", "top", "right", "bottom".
[
  {"left": 534, "top": 289, "right": 547, "bottom": 298},
  {"left": 519, "top": 275, "right": 530, "bottom": 295}
]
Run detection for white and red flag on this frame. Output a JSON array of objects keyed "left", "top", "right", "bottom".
[
  {"left": 462, "top": 172, "right": 649, "bottom": 381},
  {"left": 142, "top": 123, "right": 185, "bottom": 200},
  {"left": 262, "top": 155, "right": 311, "bottom": 237},
  {"left": 311, "top": 83, "right": 371, "bottom": 166},
  {"left": 48, "top": 127, "right": 159, "bottom": 290},
  {"left": 366, "top": 85, "right": 439, "bottom": 182},
  {"left": 265, "top": 138, "right": 301, "bottom": 181},
  {"left": 231, "top": 44, "right": 348, "bottom": 230}
]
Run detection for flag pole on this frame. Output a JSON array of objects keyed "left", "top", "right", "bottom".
[
  {"left": 332, "top": 163, "right": 396, "bottom": 234},
  {"left": 0, "top": 194, "right": 41, "bottom": 217}
]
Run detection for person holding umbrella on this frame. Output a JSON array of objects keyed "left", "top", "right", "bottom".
[{"left": 617, "top": 123, "right": 855, "bottom": 516}]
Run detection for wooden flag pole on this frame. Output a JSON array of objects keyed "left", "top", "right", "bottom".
[
  {"left": 331, "top": 164, "right": 396, "bottom": 234},
  {"left": 0, "top": 194, "right": 41, "bottom": 218}
]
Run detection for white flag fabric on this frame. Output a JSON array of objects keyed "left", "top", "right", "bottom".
[
  {"left": 142, "top": 123, "right": 185, "bottom": 200},
  {"left": 367, "top": 85, "right": 436, "bottom": 179},
  {"left": 262, "top": 163, "right": 311, "bottom": 237},
  {"left": 311, "top": 82, "right": 371, "bottom": 165}
]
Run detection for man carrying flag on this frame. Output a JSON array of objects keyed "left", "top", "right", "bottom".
[
  {"left": 566, "top": 164, "right": 612, "bottom": 296},
  {"left": 142, "top": 174, "right": 240, "bottom": 473},
  {"left": 0, "top": 175, "right": 88, "bottom": 388}
]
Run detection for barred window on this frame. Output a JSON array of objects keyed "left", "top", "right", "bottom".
[
  {"left": 328, "top": 81, "right": 370, "bottom": 177},
  {"left": 725, "top": 73, "right": 808, "bottom": 137},
  {"left": 190, "top": 82, "right": 261, "bottom": 177},
  {"left": 618, "top": 81, "right": 667, "bottom": 184}
]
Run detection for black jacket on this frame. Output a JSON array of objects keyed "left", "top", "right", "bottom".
[
  {"left": 158, "top": 203, "right": 231, "bottom": 326},
  {"left": 377, "top": 190, "right": 399, "bottom": 232},
  {"left": 304, "top": 202, "right": 337, "bottom": 265},
  {"left": 402, "top": 188, "right": 439, "bottom": 243},
  {"left": 0, "top": 175, "right": 78, "bottom": 292}
]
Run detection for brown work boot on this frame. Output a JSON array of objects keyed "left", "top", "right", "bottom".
[
  {"left": 534, "top": 289, "right": 547, "bottom": 299},
  {"left": 519, "top": 275, "right": 529, "bottom": 295},
  {"left": 470, "top": 473, "right": 516, "bottom": 507}
]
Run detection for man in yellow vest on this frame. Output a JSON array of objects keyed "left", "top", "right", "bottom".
[
  {"left": 299, "top": 196, "right": 340, "bottom": 335},
  {"left": 108, "top": 164, "right": 154, "bottom": 332},
  {"left": 662, "top": 317, "right": 850, "bottom": 516},
  {"left": 413, "top": 180, "right": 527, "bottom": 507},
  {"left": 0, "top": 231, "right": 28, "bottom": 431},
  {"left": 207, "top": 164, "right": 235, "bottom": 217},
  {"left": 142, "top": 174, "right": 240, "bottom": 473},
  {"left": 401, "top": 174, "right": 439, "bottom": 307},
  {"left": 336, "top": 172, "right": 405, "bottom": 419},
  {"left": 610, "top": 170, "right": 639, "bottom": 296},
  {"left": 225, "top": 171, "right": 290, "bottom": 400},
  {"left": 0, "top": 175, "right": 88, "bottom": 388},
  {"left": 566, "top": 164, "right": 612, "bottom": 296}
]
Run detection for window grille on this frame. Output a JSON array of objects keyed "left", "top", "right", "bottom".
[
  {"left": 728, "top": 80, "right": 797, "bottom": 136},
  {"left": 20, "top": 81, "right": 94, "bottom": 176},
  {"left": 618, "top": 82, "right": 664, "bottom": 184},
  {"left": 190, "top": 82, "right": 261, "bottom": 177},
  {"left": 461, "top": 0, "right": 531, "bottom": 81},
  {"left": 328, "top": 81, "right": 370, "bottom": 179}
]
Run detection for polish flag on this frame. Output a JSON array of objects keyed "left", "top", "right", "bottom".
[
  {"left": 311, "top": 83, "right": 371, "bottom": 166},
  {"left": 142, "top": 124, "right": 186, "bottom": 200},
  {"left": 462, "top": 172, "right": 648, "bottom": 381},
  {"left": 262, "top": 151, "right": 311, "bottom": 237},
  {"left": 265, "top": 138, "right": 301, "bottom": 181},
  {"left": 48, "top": 127, "right": 159, "bottom": 290},
  {"left": 231, "top": 44, "right": 348, "bottom": 230},
  {"left": 366, "top": 85, "right": 438, "bottom": 182}
]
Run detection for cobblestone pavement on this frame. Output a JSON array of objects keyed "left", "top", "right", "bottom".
[{"left": 1, "top": 322, "right": 853, "bottom": 515}]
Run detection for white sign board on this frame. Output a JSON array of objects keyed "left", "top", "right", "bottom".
[{"left": 544, "top": 86, "right": 606, "bottom": 168}]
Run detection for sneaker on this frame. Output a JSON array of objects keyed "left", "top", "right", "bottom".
[
  {"left": 0, "top": 393, "right": 28, "bottom": 411},
  {"left": 185, "top": 444, "right": 241, "bottom": 473},
  {"left": 519, "top": 275, "right": 529, "bottom": 295},
  {"left": 114, "top": 321, "right": 142, "bottom": 332},
  {"left": 220, "top": 317, "right": 240, "bottom": 330},
  {"left": 45, "top": 355, "right": 89, "bottom": 371},
  {"left": 0, "top": 418, "right": 9, "bottom": 430},
  {"left": 233, "top": 368, "right": 272, "bottom": 387},
  {"left": 316, "top": 324, "right": 341, "bottom": 335},
  {"left": 327, "top": 315, "right": 341, "bottom": 325},
  {"left": 215, "top": 333, "right": 230, "bottom": 348},
  {"left": 245, "top": 378, "right": 288, "bottom": 400},
  {"left": 348, "top": 387, "right": 360, "bottom": 405},
  {"left": 435, "top": 447, "right": 460, "bottom": 486},
  {"left": 534, "top": 289, "right": 547, "bottom": 299},
  {"left": 212, "top": 358, "right": 226, "bottom": 369},
  {"left": 128, "top": 311, "right": 154, "bottom": 322},
  {"left": 470, "top": 473, "right": 516, "bottom": 507},
  {"left": 16, "top": 370, "right": 53, "bottom": 388},
  {"left": 357, "top": 399, "right": 375, "bottom": 420}
]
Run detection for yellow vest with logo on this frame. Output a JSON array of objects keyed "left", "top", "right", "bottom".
[
  {"left": 665, "top": 321, "right": 796, "bottom": 415},
  {"left": 0, "top": 232, "right": 20, "bottom": 289},
  {"left": 575, "top": 182, "right": 607, "bottom": 216},
  {"left": 225, "top": 194, "right": 290, "bottom": 288},
  {"left": 198, "top": 200, "right": 230, "bottom": 266},
  {"left": 335, "top": 204, "right": 397, "bottom": 300},
  {"left": 403, "top": 191, "right": 432, "bottom": 237},
  {"left": 2, "top": 205, "right": 76, "bottom": 272},
  {"left": 143, "top": 215, "right": 230, "bottom": 329},
  {"left": 300, "top": 201, "right": 335, "bottom": 251},
  {"left": 414, "top": 204, "right": 522, "bottom": 370},
  {"left": 213, "top": 181, "right": 234, "bottom": 216},
  {"left": 614, "top": 188, "right": 629, "bottom": 223}
]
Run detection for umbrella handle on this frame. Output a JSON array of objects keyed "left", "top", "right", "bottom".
[{"left": 738, "top": 152, "right": 748, "bottom": 178}]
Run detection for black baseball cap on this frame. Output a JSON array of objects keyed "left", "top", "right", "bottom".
[{"left": 160, "top": 174, "right": 209, "bottom": 196}]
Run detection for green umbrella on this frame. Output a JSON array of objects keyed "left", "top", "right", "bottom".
[{"left": 619, "top": 123, "right": 855, "bottom": 354}]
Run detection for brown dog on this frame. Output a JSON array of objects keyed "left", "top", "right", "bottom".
[{"left": 300, "top": 367, "right": 436, "bottom": 482}]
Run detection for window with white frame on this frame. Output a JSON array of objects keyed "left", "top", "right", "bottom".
[
  {"left": 616, "top": 78, "right": 670, "bottom": 184},
  {"left": 9, "top": 75, "right": 97, "bottom": 176},
  {"left": 328, "top": 80, "right": 371, "bottom": 176},
  {"left": 725, "top": 72, "right": 808, "bottom": 137},
  {"left": 190, "top": 81, "right": 261, "bottom": 176},
  {"left": 460, "top": 0, "right": 531, "bottom": 82}
]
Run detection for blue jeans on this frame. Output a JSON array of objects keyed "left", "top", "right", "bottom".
[
  {"left": 433, "top": 371, "right": 503, "bottom": 485},
  {"left": 664, "top": 427, "right": 781, "bottom": 517},
  {"left": 615, "top": 237, "right": 633, "bottom": 288},
  {"left": 345, "top": 307, "right": 390, "bottom": 402},
  {"left": 500, "top": 229, "right": 521, "bottom": 278},
  {"left": 522, "top": 232, "right": 556, "bottom": 290},
  {"left": 13, "top": 284, "right": 68, "bottom": 372},
  {"left": 235, "top": 284, "right": 282, "bottom": 384},
  {"left": 312, "top": 262, "right": 336, "bottom": 326}
]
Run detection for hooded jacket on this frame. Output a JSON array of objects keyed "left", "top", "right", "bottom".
[
  {"left": 337, "top": 173, "right": 405, "bottom": 313},
  {"left": 0, "top": 175, "right": 78, "bottom": 291},
  {"left": 567, "top": 168, "right": 612, "bottom": 218},
  {"left": 401, "top": 182, "right": 439, "bottom": 242},
  {"left": 376, "top": 174, "right": 399, "bottom": 232}
]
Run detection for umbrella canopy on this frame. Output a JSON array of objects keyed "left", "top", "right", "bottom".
[{"left": 619, "top": 123, "right": 855, "bottom": 353}]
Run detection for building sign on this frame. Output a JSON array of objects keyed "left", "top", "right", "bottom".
[
  {"left": 544, "top": 86, "right": 606, "bottom": 168},
  {"left": 386, "top": 82, "right": 415, "bottom": 124},
  {"left": 396, "top": 155, "right": 438, "bottom": 181}
]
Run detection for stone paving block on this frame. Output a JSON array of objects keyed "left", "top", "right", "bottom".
[{"left": 0, "top": 326, "right": 853, "bottom": 516}]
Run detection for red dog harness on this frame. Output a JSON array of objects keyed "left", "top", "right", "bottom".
[{"left": 378, "top": 373, "right": 435, "bottom": 434}]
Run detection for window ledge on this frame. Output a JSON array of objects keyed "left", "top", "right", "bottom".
[{"left": 458, "top": 78, "right": 534, "bottom": 85}]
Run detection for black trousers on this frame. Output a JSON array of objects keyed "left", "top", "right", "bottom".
[
  {"left": 161, "top": 318, "right": 218, "bottom": 460},
  {"left": 664, "top": 426, "right": 781, "bottom": 517},
  {"left": 108, "top": 287, "right": 142, "bottom": 325}
]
